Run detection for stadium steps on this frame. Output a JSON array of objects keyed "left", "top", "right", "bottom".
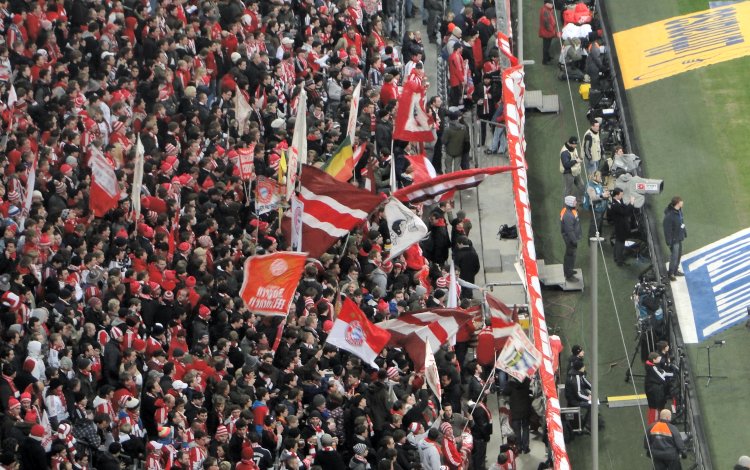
[{"left": 525, "top": 89, "right": 561, "bottom": 113}]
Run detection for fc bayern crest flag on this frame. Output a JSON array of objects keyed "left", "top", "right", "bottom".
[
  {"left": 239, "top": 252, "right": 308, "bottom": 316},
  {"left": 327, "top": 298, "right": 391, "bottom": 367}
]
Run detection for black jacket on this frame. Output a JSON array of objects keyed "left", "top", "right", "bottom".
[
  {"left": 19, "top": 437, "right": 49, "bottom": 470},
  {"left": 421, "top": 221, "right": 451, "bottom": 265},
  {"left": 663, "top": 206, "right": 686, "bottom": 245},
  {"left": 314, "top": 449, "right": 346, "bottom": 470},
  {"left": 644, "top": 419, "right": 685, "bottom": 461},
  {"left": 366, "top": 380, "right": 390, "bottom": 432},
  {"left": 506, "top": 378, "right": 533, "bottom": 421},
  {"left": 609, "top": 198, "right": 634, "bottom": 242},
  {"left": 454, "top": 245, "right": 480, "bottom": 284},
  {"left": 565, "top": 370, "right": 591, "bottom": 407},
  {"left": 644, "top": 360, "right": 668, "bottom": 409}
]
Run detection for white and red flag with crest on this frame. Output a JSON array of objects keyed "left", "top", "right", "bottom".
[{"left": 327, "top": 298, "right": 392, "bottom": 368}]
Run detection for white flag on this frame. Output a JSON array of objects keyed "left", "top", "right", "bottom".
[
  {"left": 384, "top": 197, "right": 428, "bottom": 260},
  {"left": 495, "top": 324, "right": 543, "bottom": 382},
  {"left": 346, "top": 81, "right": 361, "bottom": 140},
  {"left": 17, "top": 155, "right": 37, "bottom": 229},
  {"left": 290, "top": 194, "right": 304, "bottom": 252},
  {"left": 7, "top": 84, "right": 16, "bottom": 109},
  {"left": 132, "top": 134, "right": 144, "bottom": 221},
  {"left": 425, "top": 341, "right": 442, "bottom": 404},
  {"left": 447, "top": 259, "right": 458, "bottom": 309},
  {"left": 286, "top": 90, "right": 307, "bottom": 201},
  {"left": 234, "top": 85, "right": 251, "bottom": 136}
]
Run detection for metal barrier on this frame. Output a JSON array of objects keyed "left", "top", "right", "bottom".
[{"left": 597, "top": 0, "right": 713, "bottom": 467}]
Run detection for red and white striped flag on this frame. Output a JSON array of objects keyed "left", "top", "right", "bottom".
[
  {"left": 485, "top": 292, "right": 517, "bottom": 349},
  {"left": 393, "top": 166, "right": 516, "bottom": 204},
  {"left": 327, "top": 298, "right": 391, "bottom": 368},
  {"left": 281, "top": 165, "right": 384, "bottom": 258},
  {"left": 378, "top": 308, "right": 476, "bottom": 371}
]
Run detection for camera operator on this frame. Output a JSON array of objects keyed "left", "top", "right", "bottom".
[
  {"left": 610, "top": 188, "right": 636, "bottom": 266},
  {"left": 585, "top": 38, "right": 605, "bottom": 90},
  {"left": 585, "top": 171, "right": 609, "bottom": 242}
]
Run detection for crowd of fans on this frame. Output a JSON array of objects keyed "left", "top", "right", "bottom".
[{"left": 0, "top": 0, "right": 532, "bottom": 468}]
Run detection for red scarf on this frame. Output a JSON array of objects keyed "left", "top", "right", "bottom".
[{"left": 2, "top": 375, "right": 17, "bottom": 395}]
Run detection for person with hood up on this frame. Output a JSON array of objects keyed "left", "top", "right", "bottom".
[{"left": 25, "top": 340, "right": 46, "bottom": 381}]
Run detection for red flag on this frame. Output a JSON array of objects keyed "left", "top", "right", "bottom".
[
  {"left": 393, "top": 80, "right": 435, "bottom": 142},
  {"left": 89, "top": 152, "right": 120, "bottom": 217},
  {"left": 239, "top": 252, "right": 308, "bottom": 316},
  {"left": 485, "top": 293, "right": 517, "bottom": 349},
  {"left": 327, "top": 298, "right": 391, "bottom": 367},
  {"left": 379, "top": 308, "right": 476, "bottom": 371},
  {"left": 405, "top": 154, "right": 455, "bottom": 203},
  {"left": 237, "top": 144, "right": 256, "bottom": 181},
  {"left": 281, "top": 165, "right": 383, "bottom": 258},
  {"left": 393, "top": 166, "right": 516, "bottom": 204},
  {"left": 405, "top": 153, "right": 435, "bottom": 183}
]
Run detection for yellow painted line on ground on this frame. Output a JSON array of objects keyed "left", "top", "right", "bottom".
[
  {"left": 613, "top": 1, "right": 750, "bottom": 89},
  {"left": 607, "top": 394, "right": 647, "bottom": 401}
]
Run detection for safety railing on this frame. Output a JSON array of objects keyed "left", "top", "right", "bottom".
[{"left": 597, "top": 0, "right": 713, "bottom": 467}]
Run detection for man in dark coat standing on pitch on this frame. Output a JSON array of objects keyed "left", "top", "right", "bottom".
[
  {"left": 609, "top": 187, "right": 635, "bottom": 266},
  {"left": 663, "top": 196, "right": 687, "bottom": 282}
]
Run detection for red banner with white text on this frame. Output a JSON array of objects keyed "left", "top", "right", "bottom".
[
  {"left": 503, "top": 64, "right": 570, "bottom": 470},
  {"left": 239, "top": 252, "right": 308, "bottom": 316}
]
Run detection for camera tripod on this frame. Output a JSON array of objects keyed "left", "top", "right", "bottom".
[{"left": 624, "top": 321, "right": 656, "bottom": 383}]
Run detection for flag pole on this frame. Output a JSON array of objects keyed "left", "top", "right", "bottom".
[
  {"left": 462, "top": 364, "right": 497, "bottom": 436},
  {"left": 390, "top": 139, "right": 396, "bottom": 194}
]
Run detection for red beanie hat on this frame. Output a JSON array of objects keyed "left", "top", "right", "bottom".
[{"left": 30, "top": 424, "right": 45, "bottom": 438}]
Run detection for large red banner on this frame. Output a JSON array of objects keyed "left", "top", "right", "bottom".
[
  {"left": 239, "top": 252, "right": 308, "bottom": 316},
  {"left": 503, "top": 64, "right": 570, "bottom": 470}
]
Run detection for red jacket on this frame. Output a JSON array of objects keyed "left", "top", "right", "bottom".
[
  {"left": 539, "top": 5, "right": 557, "bottom": 39},
  {"left": 448, "top": 49, "right": 465, "bottom": 87},
  {"left": 380, "top": 81, "right": 399, "bottom": 105}
]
